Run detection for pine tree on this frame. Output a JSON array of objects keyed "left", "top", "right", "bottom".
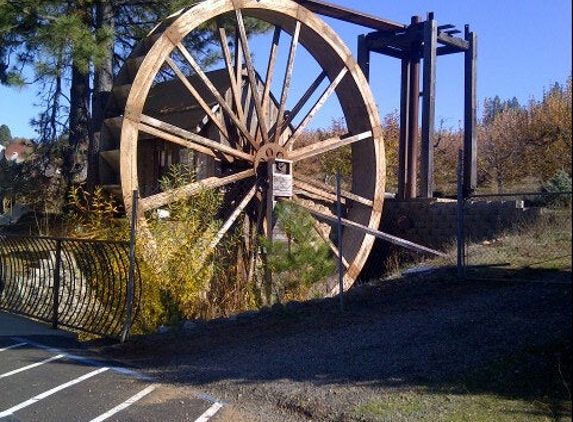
[{"left": 1, "top": 0, "right": 268, "bottom": 195}]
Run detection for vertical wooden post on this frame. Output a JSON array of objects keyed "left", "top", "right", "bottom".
[
  {"left": 357, "top": 34, "right": 370, "bottom": 81},
  {"left": 464, "top": 25, "right": 478, "bottom": 196},
  {"left": 406, "top": 16, "right": 422, "bottom": 199},
  {"left": 398, "top": 57, "right": 411, "bottom": 200},
  {"left": 121, "top": 190, "right": 138, "bottom": 343},
  {"left": 421, "top": 15, "right": 437, "bottom": 198}
]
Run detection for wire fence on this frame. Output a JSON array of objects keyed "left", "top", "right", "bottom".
[{"left": 459, "top": 191, "right": 572, "bottom": 281}]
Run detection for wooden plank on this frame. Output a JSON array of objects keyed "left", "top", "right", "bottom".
[
  {"left": 296, "top": 201, "right": 447, "bottom": 257},
  {"left": 420, "top": 18, "right": 437, "bottom": 198},
  {"left": 173, "top": 41, "right": 259, "bottom": 148},
  {"left": 138, "top": 169, "right": 255, "bottom": 212},
  {"left": 294, "top": 173, "right": 374, "bottom": 207},
  {"left": 261, "top": 26, "right": 282, "bottom": 127},
  {"left": 289, "top": 131, "right": 371, "bottom": 162},
  {"left": 294, "top": 179, "right": 338, "bottom": 203},
  {"left": 274, "top": 20, "right": 301, "bottom": 143},
  {"left": 217, "top": 22, "right": 247, "bottom": 141},
  {"left": 137, "top": 114, "right": 253, "bottom": 162},
  {"left": 398, "top": 57, "right": 410, "bottom": 200},
  {"left": 311, "top": 220, "right": 350, "bottom": 269},
  {"left": 208, "top": 183, "right": 258, "bottom": 251},
  {"left": 364, "top": 30, "right": 420, "bottom": 53},
  {"left": 164, "top": 57, "right": 230, "bottom": 140},
  {"left": 293, "top": 0, "right": 407, "bottom": 31},
  {"left": 368, "top": 45, "right": 405, "bottom": 60},
  {"left": 406, "top": 25, "right": 421, "bottom": 200},
  {"left": 357, "top": 34, "right": 370, "bottom": 81},
  {"left": 282, "top": 70, "right": 328, "bottom": 131},
  {"left": 464, "top": 27, "right": 478, "bottom": 195},
  {"left": 235, "top": 10, "right": 270, "bottom": 144},
  {"left": 437, "top": 32, "right": 469, "bottom": 50},
  {"left": 286, "top": 67, "right": 349, "bottom": 148}
]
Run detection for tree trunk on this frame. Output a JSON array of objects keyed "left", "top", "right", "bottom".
[
  {"left": 88, "top": 0, "right": 115, "bottom": 192},
  {"left": 67, "top": 63, "right": 91, "bottom": 188}
]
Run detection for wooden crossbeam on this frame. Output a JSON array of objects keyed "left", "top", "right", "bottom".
[{"left": 293, "top": 0, "right": 406, "bottom": 31}]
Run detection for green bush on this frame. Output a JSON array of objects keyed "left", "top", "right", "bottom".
[
  {"left": 541, "top": 170, "right": 572, "bottom": 208},
  {"left": 260, "top": 202, "right": 335, "bottom": 303}
]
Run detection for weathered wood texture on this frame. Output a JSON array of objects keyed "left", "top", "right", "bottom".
[{"left": 99, "top": 0, "right": 386, "bottom": 289}]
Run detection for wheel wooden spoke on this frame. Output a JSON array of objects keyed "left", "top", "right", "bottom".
[
  {"left": 208, "top": 182, "right": 258, "bottom": 251},
  {"left": 261, "top": 26, "right": 282, "bottom": 125},
  {"left": 311, "top": 219, "right": 350, "bottom": 269},
  {"left": 274, "top": 20, "right": 301, "bottom": 143},
  {"left": 285, "top": 67, "right": 349, "bottom": 148},
  {"left": 139, "top": 169, "right": 256, "bottom": 213},
  {"left": 217, "top": 22, "right": 247, "bottom": 137},
  {"left": 280, "top": 70, "right": 328, "bottom": 132},
  {"left": 164, "top": 56, "right": 230, "bottom": 141},
  {"left": 138, "top": 121, "right": 216, "bottom": 158},
  {"left": 294, "top": 173, "right": 374, "bottom": 207},
  {"left": 113, "top": 0, "right": 385, "bottom": 293},
  {"left": 235, "top": 10, "right": 269, "bottom": 144},
  {"left": 175, "top": 42, "right": 258, "bottom": 148},
  {"left": 234, "top": 29, "right": 242, "bottom": 90},
  {"left": 288, "top": 130, "right": 372, "bottom": 162},
  {"left": 138, "top": 114, "right": 254, "bottom": 163},
  {"left": 294, "top": 179, "right": 337, "bottom": 203}
]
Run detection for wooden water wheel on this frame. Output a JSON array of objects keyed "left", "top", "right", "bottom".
[{"left": 99, "top": 0, "right": 386, "bottom": 292}]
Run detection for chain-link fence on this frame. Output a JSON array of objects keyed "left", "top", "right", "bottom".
[{"left": 459, "top": 191, "right": 572, "bottom": 281}]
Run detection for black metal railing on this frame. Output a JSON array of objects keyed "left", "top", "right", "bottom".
[{"left": 0, "top": 234, "right": 140, "bottom": 339}]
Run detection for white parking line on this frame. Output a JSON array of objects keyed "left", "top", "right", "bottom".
[
  {"left": 194, "top": 401, "right": 224, "bottom": 422},
  {"left": 0, "top": 367, "right": 110, "bottom": 418},
  {"left": 0, "top": 353, "right": 65, "bottom": 379},
  {"left": 88, "top": 384, "right": 157, "bottom": 422},
  {"left": 0, "top": 342, "right": 27, "bottom": 352},
  {"left": 11, "top": 337, "right": 151, "bottom": 380}
]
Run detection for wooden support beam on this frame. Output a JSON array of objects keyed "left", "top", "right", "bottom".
[
  {"left": 398, "top": 57, "right": 410, "bottom": 200},
  {"left": 357, "top": 34, "right": 370, "bottom": 81},
  {"left": 464, "top": 25, "right": 478, "bottom": 195},
  {"left": 296, "top": 201, "right": 447, "bottom": 257},
  {"left": 367, "top": 45, "right": 405, "bottom": 60},
  {"left": 406, "top": 16, "right": 421, "bottom": 200},
  {"left": 365, "top": 30, "right": 420, "bottom": 52},
  {"left": 437, "top": 45, "right": 466, "bottom": 56},
  {"left": 420, "top": 18, "right": 437, "bottom": 198},
  {"left": 293, "top": 0, "right": 407, "bottom": 32},
  {"left": 437, "top": 32, "right": 469, "bottom": 50}
]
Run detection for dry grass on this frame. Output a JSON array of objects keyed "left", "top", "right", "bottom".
[{"left": 464, "top": 209, "right": 572, "bottom": 280}]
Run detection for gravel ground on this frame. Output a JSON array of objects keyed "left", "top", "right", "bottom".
[{"left": 92, "top": 270, "right": 572, "bottom": 421}]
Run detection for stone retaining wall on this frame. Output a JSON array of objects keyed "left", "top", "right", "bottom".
[
  {"left": 361, "top": 197, "right": 543, "bottom": 279},
  {"left": 380, "top": 198, "right": 541, "bottom": 250}
]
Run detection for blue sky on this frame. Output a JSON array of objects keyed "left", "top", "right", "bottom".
[{"left": 0, "top": 0, "right": 571, "bottom": 139}]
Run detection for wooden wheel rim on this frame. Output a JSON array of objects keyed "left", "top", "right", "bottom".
[{"left": 120, "top": 0, "right": 385, "bottom": 288}]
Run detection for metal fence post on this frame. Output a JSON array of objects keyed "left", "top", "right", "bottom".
[
  {"left": 121, "top": 190, "right": 138, "bottom": 342},
  {"left": 52, "top": 239, "right": 62, "bottom": 329},
  {"left": 336, "top": 168, "right": 344, "bottom": 312},
  {"left": 456, "top": 150, "right": 466, "bottom": 280}
]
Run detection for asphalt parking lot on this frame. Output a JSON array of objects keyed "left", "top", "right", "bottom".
[{"left": 0, "top": 312, "right": 224, "bottom": 422}]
